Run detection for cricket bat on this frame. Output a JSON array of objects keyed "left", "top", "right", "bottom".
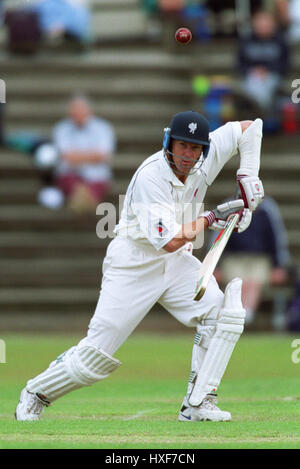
[{"left": 194, "top": 214, "right": 239, "bottom": 301}]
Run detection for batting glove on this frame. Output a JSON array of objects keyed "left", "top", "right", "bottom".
[
  {"left": 202, "top": 199, "right": 244, "bottom": 231},
  {"left": 235, "top": 208, "right": 252, "bottom": 233},
  {"left": 236, "top": 175, "right": 264, "bottom": 211}
]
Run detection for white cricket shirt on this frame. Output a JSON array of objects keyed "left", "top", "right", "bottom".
[{"left": 115, "top": 121, "right": 242, "bottom": 251}]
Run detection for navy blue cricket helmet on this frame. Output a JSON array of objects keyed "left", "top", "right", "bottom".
[{"left": 163, "top": 111, "right": 210, "bottom": 159}]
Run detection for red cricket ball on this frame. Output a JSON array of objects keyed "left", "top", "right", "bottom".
[{"left": 175, "top": 27, "right": 192, "bottom": 44}]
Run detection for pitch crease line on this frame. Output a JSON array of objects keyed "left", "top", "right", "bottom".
[{"left": 121, "top": 408, "right": 157, "bottom": 421}]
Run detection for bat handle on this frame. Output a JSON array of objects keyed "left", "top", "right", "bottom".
[{"left": 226, "top": 213, "right": 239, "bottom": 225}]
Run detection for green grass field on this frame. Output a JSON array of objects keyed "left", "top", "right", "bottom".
[{"left": 1, "top": 331, "right": 300, "bottom": 449}]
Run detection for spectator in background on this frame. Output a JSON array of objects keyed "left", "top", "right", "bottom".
[
  {"left": 52, "top": 95, "right": 116, "bottom": 213},
  {"left": 30, "top": 0, "right": 92, "bottom": 44},
  {"left": 237, "top": 10, "right": 289, "bottom": 112},
  {"left": 212, "top": 196, "right": 290, "bottom": 324}
]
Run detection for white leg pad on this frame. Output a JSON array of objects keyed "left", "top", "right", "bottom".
[
  {"left": 186, "top": 323, "right": 216, "bottom": 396},
  {"left": 27, "top": 345, "right": 121, "bottom": 403},
  {"left": 189, "top": 278, "right": 245, "bottom": 406}
]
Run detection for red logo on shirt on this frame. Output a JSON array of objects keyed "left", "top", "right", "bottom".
[
  {"left": 194, "top": 188, "right": 199, "bottom": 198},
  {"left": 157, "top": 220, "right": 168, "bottom": 237}
]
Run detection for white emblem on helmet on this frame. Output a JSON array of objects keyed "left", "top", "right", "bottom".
[{"left": 188, "top": 122, "right": 197, "bottom": 134}]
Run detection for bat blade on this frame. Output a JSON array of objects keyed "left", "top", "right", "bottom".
[{"left": 193, "top": 214, "right": 239, "bottom": 301}]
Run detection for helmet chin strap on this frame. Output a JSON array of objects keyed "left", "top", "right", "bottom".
[{"left": 164, "top": 150, "right": 205, "bottom": 177}]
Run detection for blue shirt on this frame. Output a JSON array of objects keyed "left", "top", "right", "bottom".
[
  {"left": 53, "top": 116, "right": 116, "bottom": 182},
  {"left": 31, "top": 0, "right": 91, "bottom": 39}
]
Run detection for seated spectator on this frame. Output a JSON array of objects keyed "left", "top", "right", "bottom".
[
  {"left": 53, "top": 95, "right": 116, "bottom": 213},
  {"left": 211, "top": 196, "right": 290, "bottom": 325},
  {"left": 237, "top": 10, "right": 289, "bottom": 112},
  {"left": 30, "top": 0, "right": 92, "bottom": 44}
]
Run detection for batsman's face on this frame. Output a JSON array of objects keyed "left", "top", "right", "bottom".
[{"left": 170, "top": 140, "right": 203, "bottom": 176}]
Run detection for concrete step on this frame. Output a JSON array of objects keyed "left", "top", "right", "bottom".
[
  {"left": 0, "top": 237, "right": 108, "bottom": 260},
  {"left": 189, "top": 41, "right": 300, "bottom": 74},
  {"left": 6, "top": 74, "right": 190, "bottom": 97},
  {"left": 0, "top": 205, "right": 117, "bottom": 232},
  {"left": 0, "top": 258, "right": 102, "bottom": 287},
  {"left": 0, "top": 287, "right": 99, "bottom": 313},
  {"left": 0, "top": 179, "right": 43, "bottom": 196},
  {"left": 0, "top": 50, "right": 190, "bottom": 74},
  {"left": 0, "top": 231, "right": 106, "bottom": 247},
  {"left": 4, "top": 0, "right": 140, "bottom": 10},
  {"left": 91, "top": 9, "right": 147, "bottom": 40},
  {"left": 91, "top": 0, "right": 140, "bottom": 10},
  {"left": 1, "top": 257, "right": 101, "bottom": 270},
  {"left": 0, "top": 231, "right": 109, "bottom": 258},
  {"left": 6, "top": 101, "right": 188, "bottom": 125}
]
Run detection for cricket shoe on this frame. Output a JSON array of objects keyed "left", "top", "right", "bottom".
[
  {"left": 15, "top": 388, "right": 50, "bottom": 421},
  {"left": 178, "top": 394, "right": 231, "bottom": 422}
]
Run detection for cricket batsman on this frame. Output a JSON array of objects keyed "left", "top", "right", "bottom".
[{"left": 16, "top": 111, "right": 264, "bottom": 422}]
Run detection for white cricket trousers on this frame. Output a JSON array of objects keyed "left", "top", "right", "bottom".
[{"left": 78, "top": 237, "right": 224, "bottom": 356}]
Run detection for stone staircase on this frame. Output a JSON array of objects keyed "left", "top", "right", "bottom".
[{"left": 1, "top": 1, "right": 300, "bottom": 328}]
